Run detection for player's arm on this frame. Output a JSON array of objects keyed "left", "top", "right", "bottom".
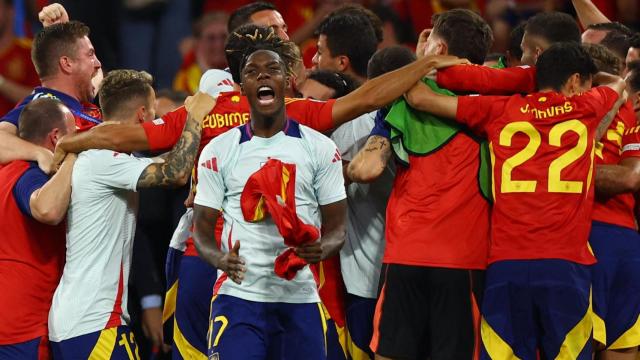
[
  {"left": 404, "top": 81, "right": 459, "bottom": 119},
  {"left": 595, "top": 158, "right": 640, "bottom": 197},
  {"left": 295, "top": 200, "right": 347, "bottom": 263},
  {"left": 136, "top": 93, "right": 213, "bottom": 188},
  {"left": 54, "top": 122, "right": 150, "bottom": 168},
  {"left": 435, "top": 65, "right": 537, "bottom": 95},
  {"left": 193, "top": 205, "right": 246, "bottom": 284},
  {"left": 593, "top": 72, "right": 626, "bottom": 140},
  {"left": 571, "top": 0, "right": 610, "bottom": 28},
  {"left": 331, "top": 54, "right": 469, "bottom": 127},
  {"left": 29, "top": 153, "right": 76, "bottom": 225},
  {"left": 347, "top": 135, "right": 392, "bottom": 183},
  {"left": 0, "top": 122, "right": 55, "bottom": 173}
]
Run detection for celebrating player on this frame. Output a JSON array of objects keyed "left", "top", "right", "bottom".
[{"left": 404, "top": 42, "right": 624, "bottom": 359}]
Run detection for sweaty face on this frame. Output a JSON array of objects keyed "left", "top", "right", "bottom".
[
  {"left": 299, "top": 79, "right": 335, "bottom": 100},
  {"left": 312, "top": 35, "right": 340, "bottom": 72},
  {"left": 71, "top": 36, "right": 102, "bottom": 103},
  {"left": 241, "top": 50, "right": 287, "bottom": 118},
  {"left": 250, "top": 10, "right": 289, "bottom": 41}
]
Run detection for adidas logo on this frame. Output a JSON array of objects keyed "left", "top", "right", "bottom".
[
  {"left": 218, "top": 79, "right": 234, "bottom": 87},
  {"left": 201, "top": 157, "right": 218, "bottom": 171},
  {"left": 331, "top": 149, "right": 342, "bottom": 163}
]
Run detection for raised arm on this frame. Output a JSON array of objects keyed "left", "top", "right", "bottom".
[
  {"left": 331, "top": 55, "right": 469, "bottom": 127},
  {"left": 136, "top": 92, "right": 213, "bottom": 188},
  {"left": 29, "top": 153, "right": 76, "bottom": 225},
  {"left": 571, "top": 0, "right": 610, "bottom": 28},
  {"left": 0, "top": 122, "right": 55, "bottom": 173},
  {"left": 436, "top": 65, "right": 537, "bottom": 95}
]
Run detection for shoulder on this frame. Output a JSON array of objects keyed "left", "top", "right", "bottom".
[
  {"left": 299, "top": 123, "right": 339, "bottom": 152},
  {"left": 203, "top": 126, "right": 242, "bottom": 153}
]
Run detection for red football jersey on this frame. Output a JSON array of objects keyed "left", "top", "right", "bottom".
[
  {"left": 142, "top": 91, "right": 335, "bottom": 255},
  {"left": 591, "top": 101, "right": 637, "bottom": 229},
  {"left": 457, "top": 87, "right": 619, "bottom": 265},
  {"left": 437, "top": 64, "right": 537, "bottom": 95},
  {"left": 621, "top": 120, "right": 640, "bottom": 160}
]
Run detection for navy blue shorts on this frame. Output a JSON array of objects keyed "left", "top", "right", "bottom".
[
  {"left": 50, "top": 326, "right": 138, "bottom": 360},
  {"left": 590, "top": 221, "right": 640, "bottom": 349},
  {"left": 345, "top": 293, "right": 375, "bottom": 360},
  {"left": 480, "top": 259, "right": 592, "bottom": 360},
  {"left": 208, "top": 294, "right": 326, "bottom": 360},
  {"left": 0, "top": 336, "right": 49, "bottom": 360}
]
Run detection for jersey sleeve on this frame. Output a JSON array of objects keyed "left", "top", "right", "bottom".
[
  {"left": 313, "top": 137, "right": 347, "bottom": 206},
  {"left": 90, "top": 151, "right": 153, "bottom": 191},
  {"left": 369, "top": 109, "right": 391, "bottom": 139},
  {"left": 141, "top": 107, "right": 187, "bottom": 152},
  {"left": 12, "top": 163, "right": 49, "bottom": 218},
  {"left": 456, "top": 95, "right": 509, "bottom": 134},
  {"left": 577, "top": 86, "right": 620, "bottom": 123},
  {"left": 1, "top": 101, "right": 27, "bottom": 127},
  {"left": 436, "top": 65, "right": 537, "bottom": 95},
  {"left": 286, "top": 98, "right": 336, "bottom": 133},
  {"left": 194, "top": 142, "right": 225, "bottom": 210}
]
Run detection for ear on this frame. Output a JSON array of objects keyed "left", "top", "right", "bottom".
[
  {"left": 337, "top": 55, "right": 350, "bottom": 72},
  {"left": 48, "top": 128, "right": 62, "bottom": 147},
  {"left": 533, "top": 47, "right": 544, "bottom": 64},
  {"left": 136, "top": 106, "right": 146, "bottom": 123},
  {"left": 567, "top": 73, "right": 583, "bottom": 94},
  {"left": 59, "top": 56, "right": 73, "bottom": 75},
  {"left": 436, "top": 41, "right": 448, "bottom": 56}
]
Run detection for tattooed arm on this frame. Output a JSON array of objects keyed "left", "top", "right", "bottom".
[
  {"left": 346, "top": 135, "right": 392, "bottom": 183},
  {"left": 136, "top": 92, "right": 215, "bottom": 188}
]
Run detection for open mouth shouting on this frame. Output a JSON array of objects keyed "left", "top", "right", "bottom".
[{"left": 257, "top": 85, "right": 276, "bottom": 106}]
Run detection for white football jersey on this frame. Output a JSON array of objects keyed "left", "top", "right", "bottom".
[{"left": 194, "top": 120, "right": 346, "bottom": 303}]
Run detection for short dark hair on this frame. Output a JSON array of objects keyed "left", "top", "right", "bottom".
[
  {"left": 600, "top": 31, "right": 631, "bottom": 59},
  {"left": 508, "top": 22, "right": 526, "bottom": 62},
  {"left": 18, "top": 98, "right": 68, "bottom": 142},
  {"left": 324, "top": 4, "right": 384, "bottom": 44},
  {"left": 367, "top": 46, "right": 416, "bottom": 79},
  {"left": 317, "top": 11, "right": 378, "bottom": 78},
  {"left": 587, "top": 22, "right": 634, "bottom": 37},
  {"left": 225, "top": 24, "right": 300, "bottom": 83},
  {"left": 227, "top": 2, "right": 277, "bottom": 33},
  {"left": 306, "top": 70, "right": 356, "bottom": 99},
  {"left": 32, "top": 21, "right": 90, "bottom": 79},
  {"left": 99, "top": 70, "right": 154, "bottom": 119},
  {"left": 630, "top": 33, "right": 640, "bottom": 49},
  {"left": 536, "top": 42, "right": 598, "bottom": 91},
  {"left": 583, "top": 43, "right": 622, "bottom": 75},
  {"left": 431, "top": 9, "right": 493, "bottom": 65},
  {"left": 627, "top": 60, "right": 640, "bottom": 93},
  {"left": 525, "top": 12, "right": 581, "bottom": 45}
]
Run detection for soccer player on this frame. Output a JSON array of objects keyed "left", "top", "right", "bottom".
[
  {"left": 0, "top": 98, "right": 76, "bottom": 360},
  {"left": 0, "top": 20, "right": 102, "bottom": 172},
  {"left": 403, "top": 42, "right": 625, "bottom": 359},
  {"left": 47, "top": 70, "right": 214, "bottom": 359},
  {"left": 193, "top": 45, "right": 346, "bottom": 359},
  {"left": 227, "top": 2, "right": 289, "bottom": 40},
  {"left": 347, "top": 9, "right": 493, "bottom": 360}
]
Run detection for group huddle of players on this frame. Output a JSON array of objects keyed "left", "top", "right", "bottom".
[{"left": 2, "top": 1, "right": 640, "bottom": 360}]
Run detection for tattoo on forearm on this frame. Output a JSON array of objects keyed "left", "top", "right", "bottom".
[
  {"left": 137, "top": 113, "right": 202, "bottom": 188},
  {"left": 595, "top": 97, "right": 624, "bottom": 141},
  {"left": 364, "top": 136, "right": 389, "bottom": 152}
]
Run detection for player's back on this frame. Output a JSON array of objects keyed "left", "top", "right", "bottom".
[
  {"left": 478, "top": 89, "right": 617, "bottom": 265},
  {"left": 48, "top": 149, "right": 151, "bottom": 342}
]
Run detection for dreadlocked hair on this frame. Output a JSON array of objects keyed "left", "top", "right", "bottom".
[{"left": 225, "top": 24, "right": 301, "bottom": 83}]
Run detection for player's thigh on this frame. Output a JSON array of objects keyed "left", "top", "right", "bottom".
[
  {"left": 208, "top": 295, "right": 268, "bottom": 360},
  {"left": 480, "top": 261, "right": 536, "bottom": 360},
  {"left": 532, "top": 260, "right": 592, "bottom": 360},
  {"left": 276, "top": 302, "right": 327, "bottom": 360},
  {"left": 426, "top": 268, "right": 483, "bottom": 360},
  {"left": 51, "top": 326, "right": 139, "bottom": 360},
  {"left": 173, "top": 255, "right": 217, "bottom": 356},
  {"left": 371, "top": 264, "right": 432, "bottom": 360}
]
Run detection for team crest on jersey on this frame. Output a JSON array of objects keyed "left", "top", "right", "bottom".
[{"left": 231, "top": 95, "right": 240, "bottom": 103}]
